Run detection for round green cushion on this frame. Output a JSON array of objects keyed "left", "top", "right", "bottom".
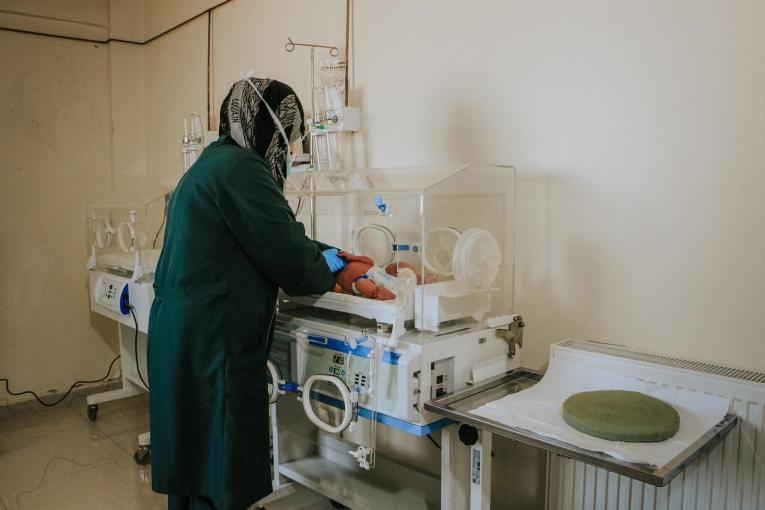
[{"left": 562, "top": 390, "right": 680, "bottom": 442}]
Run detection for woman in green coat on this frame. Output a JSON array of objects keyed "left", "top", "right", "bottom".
[{"left": 148, "top": 78, "right": 345, "bottom": 510}]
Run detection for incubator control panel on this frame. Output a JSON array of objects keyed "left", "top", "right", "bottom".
[
  {"left": 94, "top": 275, "right": 130, "bottom": 315},
  {"left": 301, "top": 334, "right": 374, "bottom": 404}
]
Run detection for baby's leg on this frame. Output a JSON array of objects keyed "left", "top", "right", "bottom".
[{"left": 355, "top": 279, "right": 395, "bottom": 300}]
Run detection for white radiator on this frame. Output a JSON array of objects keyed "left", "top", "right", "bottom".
[{"left": 546, "top": 340, "right": 765, "bottom": 510}]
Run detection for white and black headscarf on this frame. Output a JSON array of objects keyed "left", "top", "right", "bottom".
[{"left": 219, "top": 78, "right": 305, "bottom": 187}]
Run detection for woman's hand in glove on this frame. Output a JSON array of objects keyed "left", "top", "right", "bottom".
[{"left": 322, "top": 248, "right": 347, "bottom": 273}]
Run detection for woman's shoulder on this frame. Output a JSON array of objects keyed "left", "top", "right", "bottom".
[
  {"left": 205, "top": 136, "right": 265, "bottom": 167},
  {"left": 190, "top": 137, "right": 268, "bottom": 183}
]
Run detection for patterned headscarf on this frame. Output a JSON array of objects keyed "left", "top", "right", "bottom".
[{"left": 219, "top": 78, "right": 305, "bottom": 187}]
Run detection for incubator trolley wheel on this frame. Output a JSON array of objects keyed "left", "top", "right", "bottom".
[
  {"left": 87, "top": 404, "right": 99, "bottom": 422},
  {"left": 134, "top": 445, "right": 151, "bottom": 465}
]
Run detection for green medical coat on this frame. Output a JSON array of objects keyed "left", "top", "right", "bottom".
[{"left": 147, "top": 136, "right": 335, "bottom": 510}]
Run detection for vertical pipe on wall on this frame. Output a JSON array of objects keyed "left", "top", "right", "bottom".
[
  {"left": 344, "top": 0, "right": 350, "bottom": 106},
  {"left": 207, "top": 11, "right": 213, "bottom": 131}
]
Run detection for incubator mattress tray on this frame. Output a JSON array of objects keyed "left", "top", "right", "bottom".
[{"left": 284, "top": 291, "right": 414, "bottom": 324}]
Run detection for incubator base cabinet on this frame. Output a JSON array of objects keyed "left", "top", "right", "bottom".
[{"left": 269, "top": 307, "right": 524, "bottom": 509}]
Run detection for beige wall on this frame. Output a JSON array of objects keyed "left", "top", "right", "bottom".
[
  {"left": 143, "top": 14, "right": 208, "bottom": 188},
  {"left": 110, "top": 42, "right": 147, "bottom": 189},
  {"left": 143, "top": 0, "right": 213, "bottom": 40},
  {"left": 0, "top": 0, "right": 109, "bottom": 39},
  {"left": 352, "top": 0, "right": 765, "bottom": 372},
  {"left": 3, "top": 0, "right": 763, "bottom": 406},
  {"left": 0, "top": 0, "right": 149, "bottom": 405},
  {"left": 0, "top": 28, "right": 117, "bottom": 405},
  {"left": 108, "top": 0, "right": 144, "bottom": 41},
  {"left": 140, "top": 0, "right": 765, "bottom": 372},
  {"left": 141, "top": 0, "right": 347, "bottom": 189}
]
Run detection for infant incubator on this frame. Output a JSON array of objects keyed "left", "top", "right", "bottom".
[{"left": 268, "top": 164, "right": 524, "bottom": 508}]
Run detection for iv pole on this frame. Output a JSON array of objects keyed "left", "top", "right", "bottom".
[
  {"left": 284, "top": 37, "right": 340, "bottom": 124},
  {"left": 284, "top": 37, "right": 342, "bottom": 239}
]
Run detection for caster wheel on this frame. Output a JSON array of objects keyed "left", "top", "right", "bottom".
[
  {"left": 87, "top": 404, "right": 99, "bottom": 422},
  {"left": 330, "top": 500, "right": 349, "bottom": 509},
  {"left": 134, "top": 446, "right": 151, "bottom": 465}
]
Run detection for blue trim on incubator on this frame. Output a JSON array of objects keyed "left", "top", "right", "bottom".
[
  {"left": 307, "top": 391, "right": 453, "bottom": 436},
  {"left": 377, "top": 414, "right": 453, "bottom": 436},
  {"left": 119, "top": 285, "right": 130, "bottom": 315},
  {"left": 391, "top": 244, "right": 419, "bottom": 253},
  {"left": 307, "top": 335, "right": 372, "bottom": 358},
  {"left": 306, "top": 336, "right": 401, "bottom": 366},
  {"left": 279, "top": 382, "right": 299, "bottom": 393},
  {"left": 382, "top": 351, "right": 401, "bottom": 365}
]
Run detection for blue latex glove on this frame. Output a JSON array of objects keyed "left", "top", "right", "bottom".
[{"left": 322, "top": 248, "right": 346, "bottom": 273}]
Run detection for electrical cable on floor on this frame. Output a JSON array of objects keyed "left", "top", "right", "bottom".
[
  {"left": 130, "top": 306, "right": 150, "bottom": 390},
  {"left": 427, "top": 434, "right": 441, "bottom": 450},
  {"left": 14, "top": 456, "right": 118, "bottom": 509},
  {"left": 0, "top": 356, "right": 120, "bottom": 407}
]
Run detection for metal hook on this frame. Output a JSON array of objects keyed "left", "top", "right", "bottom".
[{"left": 284, "top": 37, "right": 340, "bottom": 57}]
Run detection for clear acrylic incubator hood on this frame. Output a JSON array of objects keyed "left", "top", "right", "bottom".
[{"left": 281, "top": 164, "right": 516, "bottom": 342}]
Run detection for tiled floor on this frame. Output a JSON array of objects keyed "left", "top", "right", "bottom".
[{"left": 0, "top": 388, "right": 335, "bottom": 510}]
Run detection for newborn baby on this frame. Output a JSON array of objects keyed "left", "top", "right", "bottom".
[{"left": 333, "top": 251, "right": 435, "bottom": 301}]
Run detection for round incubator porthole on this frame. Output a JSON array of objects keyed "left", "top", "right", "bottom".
[
  {"left": 95, "top": 219, "right": 115, "bottom": 249},
  {"left": 453, "top": 228, "right": 502, "bottom": 292},
  {"left": 424, "top": 226, "right": 461, "bottom": 277},
  {"left": 353, "top": 224, "right": 395, "bottom": 267},
  {"left": 266, "top": 359, "right": 281, "bottom": 404},
  {"left": 301, "top": 374, "right": 353, "bottom": 434},
  {"left": 116, "top": 221, "right": 137, "bottom": 253}
]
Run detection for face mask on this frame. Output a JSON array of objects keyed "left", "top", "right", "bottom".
[{"left": 244, "top": 78, "right": 294, "bottom": 177}]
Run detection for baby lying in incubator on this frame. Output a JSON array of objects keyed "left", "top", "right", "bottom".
[{"left": 333, "top": 251, "right": 436, "bottom": 301}]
